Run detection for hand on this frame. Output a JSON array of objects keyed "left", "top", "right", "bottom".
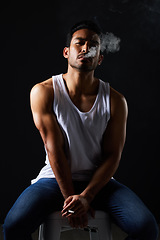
[
  {"left": 61, "top": 194, "right": 90, "bottom": 218},
  {"left": 67, "top": 213, "right": 88, "bottom": 228}
]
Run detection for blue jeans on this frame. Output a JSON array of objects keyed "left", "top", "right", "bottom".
[{"left": 3, "top": 178, "right": 159, "bottom": 240}]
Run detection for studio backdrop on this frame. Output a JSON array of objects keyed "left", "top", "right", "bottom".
[{"left": 0, "top": 0, "right": 160, "bottom": 223}]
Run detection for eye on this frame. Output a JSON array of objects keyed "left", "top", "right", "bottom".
[
  {"left": 90, "top": 43, "right": 97, "bottom": 47},
  {"left": 75, "top": 41, "right": 84, "bottom": 46},
  {"left": 90, "top": 41, "right": 99, "bottom": 48}
]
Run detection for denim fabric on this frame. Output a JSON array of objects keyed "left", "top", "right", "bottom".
[{"left": 3, "top": 178, "right": 159, "bottom": 240}]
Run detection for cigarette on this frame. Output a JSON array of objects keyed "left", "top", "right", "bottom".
[{"left": 68, "top": 210, "right": 75, "bottom": 214}]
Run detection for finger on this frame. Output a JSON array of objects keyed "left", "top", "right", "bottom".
[
  {"left": 72, "top": 207, "right": 86, "bottom": 217},
  {"left": 68, "top": 216, "right": 74, "bottom": 228},
  {"left": 82, "top": 214, "right": 88, "bottom": 228},
  {"left": 72, "top": 216, "right": 82, "bottom": 228},
  {"left": 63, "top": 198, "right": 76, "bottom": 210},
  {"left": 62, "top": 211, "right": 73, "bottom": 218},
  {"left": 62, "top": 201, "right": 75, "bottom": 215},
  {"left": 74, "top": 215, "right": 88, "bottom": 228},
  {"left": 63, "top": 196, "right": 73, "bottom": 208},
  {"left": 62, "top": 206, "right": 77, "bottom": 217},
  {"left": 80, "top": 216, "right": 86, "bottom": 228},
  {"left": 62, "top": 198, "right": 83, "bottom": 216},
  {"left": 89, "top": 207, "right": 95, "bottom": 218},
  {"left": 63, "top": 204, "right": 85, "bottom": 218},
  {"left": 62, "top": 208, "right": 75, "bottom": 217},
  {"left": 77, "top": 216, "right": 83, "bottom": 228},
  {"left": 68, "top": 216, "right": 76, "bottom": 228}
]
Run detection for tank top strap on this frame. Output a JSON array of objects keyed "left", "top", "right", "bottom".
[{"left": 99, "top": 79, "right": 110, "bottom": 122}]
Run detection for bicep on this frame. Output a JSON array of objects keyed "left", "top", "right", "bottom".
[
  {"left": 30, "top": 84, "right": 64, "bottom": 154},
  {"left": 32, "top": 110, "right": 65, "bottom": 160}
]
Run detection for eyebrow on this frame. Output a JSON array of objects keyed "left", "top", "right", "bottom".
[{"left": 74, "top": 37, "right": 99, "bottom": 45}]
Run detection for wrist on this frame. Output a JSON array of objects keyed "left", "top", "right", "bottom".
[
  {"left": 80, "top": 190, "right": 95, "bottom": 204},
  {"left": 63, "top": 191, "right": 75, "bottom": 200},
  {"left": 61, "top": 186, "right": 75, "bottom": 200}
]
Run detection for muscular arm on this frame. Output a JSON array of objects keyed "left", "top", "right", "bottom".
[
  {"left": 30, "top": 82, "right": 74, "bottom": 199},
  {"left": 62, "top": 87, "right": 128, "bottom": 217},
  {"left": 81, "top": 88, "right": 128, "bottom": 203}
]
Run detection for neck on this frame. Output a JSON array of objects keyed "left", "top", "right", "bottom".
[{"left": 63, "top": 67, "right": 97, "bottom": 95}]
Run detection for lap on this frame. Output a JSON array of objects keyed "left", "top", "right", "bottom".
[
  {"left": 7, "top": 178, "right": 153, "bottom": 226},
  {"left": 92, "top": 179, "right": 158, "bottom": 238},
  {"left": 4, "top": 178, "right": 64, "bottom": 232},
  {"left": 4, "top": 178, "right": 158, "bottom": 239}
]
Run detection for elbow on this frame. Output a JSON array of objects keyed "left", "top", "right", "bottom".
[
  {"left": 112, "top": 145, "right": 123, "bottom": 165},
  {"left": 103, "top": 151, "right": 121, "bottom": 176},
  {"left": 112, "top": 151, "right": 122, "bottom": 176},
  {"left": 113, "top": 151, "right": 122, "bottom": 169},
  {"left": 110, "top": 153, "right": 121, "bottom": 172},
  {"left": 116, "top": 151, "right": 122, "bottom": 164},
  {"left": 104, "top": 150, "right": 121, "bottom": 164}
]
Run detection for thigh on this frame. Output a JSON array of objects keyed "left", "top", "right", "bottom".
[
  {"left": 92, "top": 179, "right": 158, "bottom": 238},
  {"left": 4, "top": 178, "right": 64, "bottom": 233}
]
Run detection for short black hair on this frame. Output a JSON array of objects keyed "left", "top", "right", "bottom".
[{"left": 66, "top": 20, "right": 102, "bottom": 47}]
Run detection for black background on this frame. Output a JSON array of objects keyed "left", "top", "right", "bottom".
[{"left": 0, "top": 0, "right": 160, "bottom": 223}]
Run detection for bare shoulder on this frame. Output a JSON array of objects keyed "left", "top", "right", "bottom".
[
  {"left": 30, "top": 78, "right": 53, "bottom": 113},
  {"left": 30, "top": 78, "right": 53, "bottom": 99},
  {"left": 110, "top": 87, "right": 128, "bottom": 118}
]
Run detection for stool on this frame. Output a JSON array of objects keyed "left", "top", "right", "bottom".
[{"left": 39, "top": 210, "right": 112, "bottom": 240}]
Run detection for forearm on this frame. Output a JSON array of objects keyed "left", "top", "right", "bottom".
[
  {"left": 38, "top": 118, "right": 75, "bottom": 200},
  {"left": 81, "top": 155, "right": 120, "bottom": 203},
  {"left": 47, "top": 149, "right": 75, "bottom": 200}
]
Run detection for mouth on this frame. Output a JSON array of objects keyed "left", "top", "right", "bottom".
[{"left": 77, "top": 54, "right": 92, "bottom": 62}]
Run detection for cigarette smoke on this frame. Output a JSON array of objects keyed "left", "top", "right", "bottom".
[
  {"left": 84, "top": 32, "right": 121, "bottom": 58},
  {"left": 100, "top": 32, "right": 121, "bottom": 53},
  {"left": 83, "top": 47, "right": 97, "bottom": 58}
]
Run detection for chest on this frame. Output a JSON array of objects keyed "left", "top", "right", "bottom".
[{"left": 69, "top": 94, "right": 97, "bottom": 113}]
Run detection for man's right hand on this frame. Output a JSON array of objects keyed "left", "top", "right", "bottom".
[{"left": 62, "top": 194, "right": 90, "bottom": 218}]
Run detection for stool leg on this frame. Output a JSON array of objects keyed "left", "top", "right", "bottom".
[{"left": 39, "top": 224, "right": 44, "bottom": 240}]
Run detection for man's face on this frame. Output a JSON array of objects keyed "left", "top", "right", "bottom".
[{"left": 64, "top": 29, "right": 103, "bottom": 72}]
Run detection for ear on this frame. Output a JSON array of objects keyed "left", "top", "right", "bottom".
[
  {"left": 63, "top": 47, "right": 69, "bottom": 59},
  {"left": 98, "top": 54, "right": 104, "bottom": 65}
]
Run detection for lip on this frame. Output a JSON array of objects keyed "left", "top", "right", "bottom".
[
  {"left": 77, "top": 55, "right": 91, "bottom": 62},
  {"left": 77, "top": 54, "right": 85, "bottom": 59}
]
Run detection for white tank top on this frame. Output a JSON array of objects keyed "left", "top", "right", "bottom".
[{"left": 32, "top": 74, "right": 110, "bottom": 184}]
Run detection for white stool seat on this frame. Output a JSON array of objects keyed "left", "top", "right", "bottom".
[{"left": 39, "top": 210, "right": 112, "bottom": 240}]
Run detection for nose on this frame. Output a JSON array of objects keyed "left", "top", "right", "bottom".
[{"left": 81, "top": 42, "right": 89, "bottom": 53}]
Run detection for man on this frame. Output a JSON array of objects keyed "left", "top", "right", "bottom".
[{"left": 3, "top": 20, "right": 158, "bottom": 239}]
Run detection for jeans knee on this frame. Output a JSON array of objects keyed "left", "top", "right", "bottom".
[
  {"left": 148, "top": 217, "right": 159, "bottom": 240},
  {"left": 134, "top": 214, "right": 159, "bottom": 240},
  {"left": 3, "top": 216, "right": 14, "bottom": 238},
  {"left": 124, "top": 212, "right": 159, "bottom": 240},
  {"left": 3, "top": 213, "right": 22, "bottom": 239}
]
